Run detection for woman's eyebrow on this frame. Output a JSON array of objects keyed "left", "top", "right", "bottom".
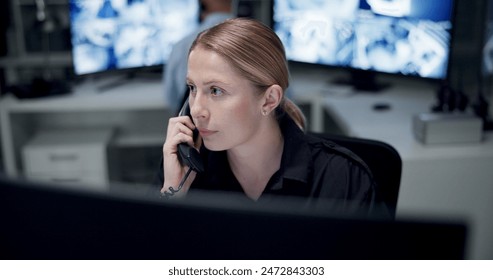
[
  {"left": 202, "top": 80, "right": 230, "bottom": 86},
  {"left": 186, "top": 76, "right": 231, "bottom": 86}
]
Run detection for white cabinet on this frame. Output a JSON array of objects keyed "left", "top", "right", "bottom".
[
  {"left": 0, "top": 77, "right": 172, "bottom": 186},
  {"left": 22, "top": 128, "right": 114, "bottom": 189}
]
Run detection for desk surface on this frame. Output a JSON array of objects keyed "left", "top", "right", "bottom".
[
  {"left": 323, "top": 83, "right": 493, "bottom": 160},
  {"left": 0, "top": 75, "right": 166, "bottom": 112},
  {"left": 290, "top": 69, "right": 493, "bottom": 160}
]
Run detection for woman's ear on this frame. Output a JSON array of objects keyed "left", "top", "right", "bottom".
[{"left": 261, "top": 85, "right": 283, "bottom": 115}]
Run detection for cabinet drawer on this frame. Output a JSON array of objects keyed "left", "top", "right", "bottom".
[
  {"left": 21, "top": 128, "right": 113, "bottom": 178},
  {"left": 26, "top": 170, "right": 108, "bottom": 190},
  {"left": 23, "top": 146, "right": 106, "bottom": 174}
]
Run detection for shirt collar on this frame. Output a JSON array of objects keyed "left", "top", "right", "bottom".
[
  {"left": 269, "top": 114, "right": 312, "bottom": 189},
  {"left": 201, "top": 113, "right": 312, "bottom": 193}
]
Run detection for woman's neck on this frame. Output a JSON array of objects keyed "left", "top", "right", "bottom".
[{"left": 227, "top": 119, "right": 284, "bottom": 200}]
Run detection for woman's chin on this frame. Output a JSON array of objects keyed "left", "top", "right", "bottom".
[{"left": 202, "top": 141, "right": 226, "bottom": 152}]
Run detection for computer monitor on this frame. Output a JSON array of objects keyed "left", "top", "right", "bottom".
[
  {"left": 0, "top": 175, "right": 467, "bottom": 259},
  {"left": 272, "top": 0, "right": 456, "bottom": 91},
  {"left": 477, "top": 0, "right": 493, "bottom": 130},
  {"left": 482, "top": 0, "right": 493, "bottom": 77},
  {"left": 68, "top": 0, "right": 199, "bottom": 76}
]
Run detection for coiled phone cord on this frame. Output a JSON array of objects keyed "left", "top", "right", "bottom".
[{"left": 160, "top": 168, "right": 193, "bottom": 199}]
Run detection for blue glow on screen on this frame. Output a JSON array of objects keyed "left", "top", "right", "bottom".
[
  {"left": 483, "top": 0, "right": 493, "bottom": 76},
  {"left": 273, "top": 0, "right": 455, "bottom": 80},
  {"left": 69, "top": 0, "right": 199, "bottom": 75}
]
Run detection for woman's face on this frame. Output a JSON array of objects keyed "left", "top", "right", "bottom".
[{"left": 187, "top": 47, "right": 264, "bottom": 151}]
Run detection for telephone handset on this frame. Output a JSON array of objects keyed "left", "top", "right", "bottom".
[
  {"left": 177, "top": 97, "right": 205, "bottom": 173},
  {"left": 161, "top": 98, "right": 204, "bottom": 199}
]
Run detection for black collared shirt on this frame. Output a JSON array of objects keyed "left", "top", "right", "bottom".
[{"left": 156, "top": 114, "right": 378, "bottom": 214}]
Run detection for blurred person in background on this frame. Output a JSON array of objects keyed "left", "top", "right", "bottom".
[{"left": 163, "top": 0, "right": 234, "bottom": 113}]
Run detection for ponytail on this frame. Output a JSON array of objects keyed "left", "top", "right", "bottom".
[{"left": 279, "top": 98, "right": 306, "bottom": 131}]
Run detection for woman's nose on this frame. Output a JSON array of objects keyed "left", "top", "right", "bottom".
[{"left": 190, "top": 92, "right": 208, "bottom": 120}]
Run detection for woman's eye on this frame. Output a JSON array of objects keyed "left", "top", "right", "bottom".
[
  {"left": 188, "top": 84, "right": 196, "bottom": 94},
  {"left": 210, "top": 87, "right": 224, "bottom": 96}
]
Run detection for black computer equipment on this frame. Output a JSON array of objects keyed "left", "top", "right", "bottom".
[{"left": 0, "top": 175, "right": 467, "bottom": 260}]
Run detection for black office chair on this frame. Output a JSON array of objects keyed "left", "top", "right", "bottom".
[{"left": 309, "top": 132, "right": 402, "bottom": 218}]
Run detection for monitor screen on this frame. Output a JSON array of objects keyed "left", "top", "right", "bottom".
[
  {"left": 68, "top": 0, "right": 199, "bottom": 75},
  {"left": 483, "top": 0, "right": 493, "bottom": 76},
  {"left": 273, "top": 0, "right": 456, "bottom": 83}
]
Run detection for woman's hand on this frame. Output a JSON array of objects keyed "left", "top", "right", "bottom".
[{"left": 161, "top": 115, "right": 199, "bottom": 198}]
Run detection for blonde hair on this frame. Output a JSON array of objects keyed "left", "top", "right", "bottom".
[{"left": 189, "top": 18, "right": 306, "bottom": 130}]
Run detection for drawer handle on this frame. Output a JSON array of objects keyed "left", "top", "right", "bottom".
[
  {"left": 49, "top": 154, "right": 79, "bottom": 162},
  {"left": 52, "top": 178, "right": 80, "bottom": 183}
]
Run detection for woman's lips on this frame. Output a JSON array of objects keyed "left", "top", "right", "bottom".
[{"left": 198, "top": 128, "right": 216, "bottom": 137}]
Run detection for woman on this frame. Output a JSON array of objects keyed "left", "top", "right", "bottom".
[{"left": 157, "top": 18, "right": 378, "bottom": 213}]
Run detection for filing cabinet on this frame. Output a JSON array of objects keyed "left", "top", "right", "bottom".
[{"left": 22, "top": 128, "right": 114, "bottom": 190}]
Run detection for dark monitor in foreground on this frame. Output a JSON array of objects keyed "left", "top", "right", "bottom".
[{"left": 0, "top": 175, "right": 467, "bottom": 260}]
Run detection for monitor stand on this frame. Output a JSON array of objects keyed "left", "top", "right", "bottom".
[
  {"left": 332, "top": 69, "right": 390, "bottom": 93},
  {"left": 95, "top": 69, "right": 161, "bottom": 93},
  {"left": 96, "top": 72, "right": 138, "bottom": 93},
  {"left": 472, "top": 90, "right": 493, "bottom": 131}
]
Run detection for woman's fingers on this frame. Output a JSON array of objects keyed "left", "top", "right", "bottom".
[{"left": 164, "top": 116, "right": 197, "bottom": 153}]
